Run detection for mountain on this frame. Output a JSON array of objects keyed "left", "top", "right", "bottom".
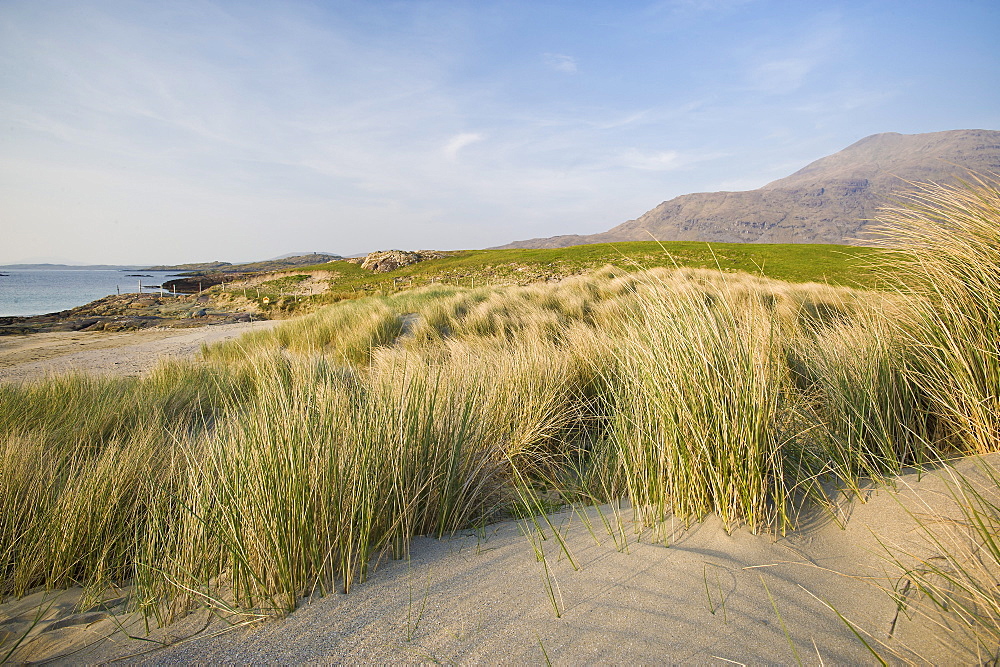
[{"left": 499, "top": 129, "right": 1000, "bottom": 248}]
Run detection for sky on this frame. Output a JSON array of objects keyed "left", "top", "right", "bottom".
[{"left": 1, "top": 0, "right": 998, "bottom": 265}]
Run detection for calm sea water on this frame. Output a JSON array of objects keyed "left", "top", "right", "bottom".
[{"left": 0, "top": 270, "right": 182, "bottom": 317}]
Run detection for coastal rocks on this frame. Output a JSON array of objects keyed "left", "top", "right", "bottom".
[
  {"left": 161, "top": 274, "right": 226, "bottom": 294},
  {"left": 93, "top": 317, "right": 160, "bottom": 332},
  {"left": 352, "top": 250, "right": 445, "bottom": 273},
  {"left": 0, "top": 293, "right": 265, "bottom": 335}
]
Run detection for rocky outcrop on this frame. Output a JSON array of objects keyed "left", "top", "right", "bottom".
[
  {"left": 355, "top": 250, "right": 445, "bottom": 273},
  {"left": 161, "top": 274, "right": 226, "bottom": 294}
]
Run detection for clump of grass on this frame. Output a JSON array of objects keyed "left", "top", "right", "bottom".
[
  {"left": 592, "top": 273, "right": 798, "bottom": 534},
  {"left": 204, "top": 297, "right": 404, "bottom": 365},
  {"left": 0, "top": 365, "right": 229, "bottom": 599},
  {"left": 872, "top": 175, "right": 1000, "bottom": 456},
  {"left": 792, "top": 306, "right": 936, "bottom": 490},
  {"left": 869, "top": 176, "right": 1000, "bottom": 657},
  {"left": 153, "top": 342, "right": 577, "bottom": 616}
]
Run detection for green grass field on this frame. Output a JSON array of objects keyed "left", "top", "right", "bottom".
[
  {"left": 313, "top": 241, "right": 883, "bottom": 288},
  {"left": 226, "top": 241, "right": 887, "bottom": 315}
]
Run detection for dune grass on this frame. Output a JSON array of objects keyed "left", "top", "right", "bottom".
[
  {"left": 2, "top": 178, "right": 1000, "bottom": 658},
  {"left": 872, "top": 176, "right": 1000, "bottom": 457},
  {"left": 597, "top": 279, "right": 797, "bottom": 533},
  {"left": 864, "top": 176, "right": 1000, "bottom": 654}
]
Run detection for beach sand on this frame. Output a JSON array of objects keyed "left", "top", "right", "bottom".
[
  {"left": 0, "top": 320, "right": 280, "bottom": 383},
  {"left": 3, "top": 455, "right": 996, "bottom": 664}
]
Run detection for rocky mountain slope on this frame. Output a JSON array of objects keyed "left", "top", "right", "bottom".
[{"left": 499, "top": 129, "right": 1000, "bottom": 248}]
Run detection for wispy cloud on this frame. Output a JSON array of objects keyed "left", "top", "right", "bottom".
[
  {"left": 543, "top": 53, "right": 577, "bottom": 73},
  {"left": 617, "top": 147, "right": 726, "bottom": 171},
  {"left": 619, "top": 149, "right": 681, "bottom": 170},
  {"left": 443, "top": 132, "right": 484, "bottom": 159}
]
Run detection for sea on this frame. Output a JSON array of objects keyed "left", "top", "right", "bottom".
[{"left": 0, "top": 269, "right": 183, "bottom": 317}]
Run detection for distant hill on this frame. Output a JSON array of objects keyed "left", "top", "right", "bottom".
[
  {"left": 145, "top": 253, "right": 342, "bottom": 273},
  {"left": 268, "top": 252, "right": 341, "bottom": 260},
  {"left": 499, "top": 129, "right": 1000, "bottom": 248},
  {"left": 0, "top": 263, "right": 142, "bottom": 270}
]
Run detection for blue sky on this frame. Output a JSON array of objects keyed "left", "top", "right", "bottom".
[{"left": 2, "top": 0, "right": 998, "bottom": 264}]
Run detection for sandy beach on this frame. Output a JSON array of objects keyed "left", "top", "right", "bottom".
[
  {"left": 3, "top": 454, "right": 995, "bottom": 664},
  {"left": 0, "top": 320, "right": 280, "bottom": 383}
]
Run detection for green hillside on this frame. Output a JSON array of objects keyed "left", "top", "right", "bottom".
[{"left": 305, "top": 242, "right": 886, "bottom": 297}]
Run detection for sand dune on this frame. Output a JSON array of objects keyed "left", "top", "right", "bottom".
[{"left": 3, "top": 455, "right": 995, "bottom": 664}]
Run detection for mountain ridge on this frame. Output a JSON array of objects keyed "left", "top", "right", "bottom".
[{"left": 498, "top": 129, "right": 1000, "bottom": 249}]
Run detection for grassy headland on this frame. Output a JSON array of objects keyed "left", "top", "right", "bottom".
[
  {"left": 207, "top": 241, "right": 885, "bottom": 316},
  {"left": 2, "top": 181, "right": 999, "bottom": 658}
]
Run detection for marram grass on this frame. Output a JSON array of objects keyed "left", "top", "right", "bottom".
[
  {"left": 593, "top": 275, "right": 796, "bottom": 533},
  {"left": 873, "top": 176, "right": 1000, "bottom": 456},
  {"left": 3, "top": 179, "right": 1000, "bottom": 659}
]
